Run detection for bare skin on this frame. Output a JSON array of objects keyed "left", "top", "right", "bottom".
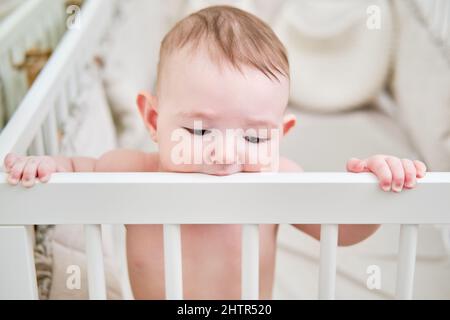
[{"left": 2, "top": 46, "right": 427, "bottom": 299}]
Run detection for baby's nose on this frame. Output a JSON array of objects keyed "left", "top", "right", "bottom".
[{"left": 211, "top": 136, "right": 240, "bottom": 165}]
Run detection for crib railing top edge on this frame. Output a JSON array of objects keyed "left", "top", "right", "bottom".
[
  {"left": 1, "top": 172, "right": 449, "bottom": 225},
  {"left": 1, "top": 171, "right": 450, "bottom": 183}
]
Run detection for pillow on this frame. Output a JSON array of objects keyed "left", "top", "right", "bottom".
[
  {"left": 59, "top": 61, "right": 117, "bottom": 158},
  {"left": 49, "top": 225, "right": 122, "bottom": 300},
  {"left": 391, "top": 0, "right": 450, "bottom": 171},
  {"left": 180, "top": 0, "right": 258, "bottom": 16},
  {"left": 99, "top": 0, "right": 165, "bottom": 152},
  {"left": 0, "top": 77, "right": 5, "bottom": 129},
  {"left": 273, "top": 0, "right": 393, "bottom": 112}
]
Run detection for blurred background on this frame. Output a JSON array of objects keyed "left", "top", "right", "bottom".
[{"left": 0, "top": 0, "right": 449, "bottom": 299}]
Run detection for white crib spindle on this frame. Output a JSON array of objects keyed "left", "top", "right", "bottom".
[
  {"left": 84, "top": 224, "right": 107, "bottom": 300},
  {"left": 163, "top": 224, "right": 183, "bottom": 300},
  {"left": 319, "top": 224, "right": 338, "bottom": 300},
  {"left": 395, "top": 224, "right": 419, "bottom": 300},
  {"left": 55, "top": 90, "right": 69, "bottom": 127},
  {"left": 241, "top": 224, "right": 259, "bottom": 300},
  {"left": 42, "top": 105, "right": 59, "bottom": 155},
  {"left": 441, "top": 0, "right": 450, "bottom": 43},
  {"left": 0, "top": 226, "right": 38, "bottom": 299},
  {"left": 112, "top": 224, "right": 134, "bottom": 300},
  {"left": 28, "top": 128, "right": 45, "bottom": 156}
]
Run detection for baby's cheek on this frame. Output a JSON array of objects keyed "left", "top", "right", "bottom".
[{"left": 243, "top": 142, "right": 280, "bottom": 172}]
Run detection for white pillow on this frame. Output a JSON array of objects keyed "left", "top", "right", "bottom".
[
  {"left": 180, "top": 0, "right": 258, "bottom": 16},
  {"left": 99, "top": 0, "right": 165, "bottom": 152},
  {"left": 273, "top": 0, "right": 393, "bottom": 112},
  {"left": 0, "top": 78, "right": 5, "bottom": 129},
  {"left": 59, "top": 61, "right": 117, "bottom": 158},
  {"left": 391, "top": 0, "right": 450, "bottom": 171}
]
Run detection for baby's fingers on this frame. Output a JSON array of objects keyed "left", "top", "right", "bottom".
[
  {"left": 8, "top": 157, "right": 27, "bottom": 185},
  {"left": 346, "top": 157, "right": 368, "bottom": 173},
  {"left": 21, "top": 158, "right": 39, "bottom": 188},
  {"left": 414, "top": 160, "right": 427, "bottom": 178},
  {"left": 367, "top": 156, "right": 392, "bottom": 191},
  {"left": 3, "top": 153, "right": 19, "bottom": 172},
  {"left": 37, "top": 159, "right": 56, "bottom": 183},
  {"left": 385, "top": 157, "right": 405, "bottom": 192},
  {"left": 401, "top": 159, "right": 416, "bottom": 189}
]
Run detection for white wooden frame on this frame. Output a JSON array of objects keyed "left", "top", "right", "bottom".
[
  {"left": 0, "top": 172, "right": 449, "bottom": 300},
  {"left": 0, "top": 0, "right": 449, "bottom": 301}
]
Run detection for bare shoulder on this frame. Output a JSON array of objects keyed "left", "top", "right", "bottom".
[
  {"left": 278, "top": 156, "right": 303, "bottom": 172},
  {"left": 94, "top": 148, "right": 159, "bottom": 172}
]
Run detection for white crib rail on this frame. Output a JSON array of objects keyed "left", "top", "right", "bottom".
[
  {"left": 0, "top": 0, "right": 449, "bottom": 301},
  {"left": 0, "top": 172, "right": 450, "bottom": 300}
]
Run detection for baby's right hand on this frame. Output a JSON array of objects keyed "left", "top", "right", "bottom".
[{"left": 3, "top": 153, "right": 59, "bottom": 187}]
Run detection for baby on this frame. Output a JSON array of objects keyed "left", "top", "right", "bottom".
[{"left": 3, "top": 6, "right": 427, "bottom": 299}]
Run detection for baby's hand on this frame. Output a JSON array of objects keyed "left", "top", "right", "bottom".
[
  {"left": 3, "top": 153, "right": 60, "bottom": 188},
  {"left": 346, "top": 155, "right": 427, "bottom": 192}
]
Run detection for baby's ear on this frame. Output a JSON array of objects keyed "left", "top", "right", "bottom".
[
  {"left": 137, "top": 92, "right": 158, "bottom": 142},
  {"left": 282, "top": 113, "right": 296, "bottom": 136}
]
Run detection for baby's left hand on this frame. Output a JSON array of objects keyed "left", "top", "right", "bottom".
[{"left": 346, "top": 155, "right": 427, "bottom": 192}]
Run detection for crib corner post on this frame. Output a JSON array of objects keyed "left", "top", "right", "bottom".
[{"left": 0, "top": 226, "right": 38, "bottom": 299}]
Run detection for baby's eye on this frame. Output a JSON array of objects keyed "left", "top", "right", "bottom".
[
  {"left": 184, "top": 127, "right": 211, "bottom": 136},
  {"left": 244, "top": 136, "right": 269, "bottom": 144}
]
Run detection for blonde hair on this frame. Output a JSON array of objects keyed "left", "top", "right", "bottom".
[{"left": 156, "top": 5, "right": 289, "bottom": 93}]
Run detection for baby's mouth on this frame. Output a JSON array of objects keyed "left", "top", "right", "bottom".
[{"left": 206, "top": 164, "right": 242, "bottom": 176}]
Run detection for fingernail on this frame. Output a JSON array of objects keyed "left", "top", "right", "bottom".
[
  {"left": 382, "top": 185, "right": 391, "bottom": 192},
  {"left": 393, "top": 184, "right": 402, "bottom": 192}
]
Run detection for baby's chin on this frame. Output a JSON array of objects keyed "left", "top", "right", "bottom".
[
  {"left": 163, "top": 162, "right": 270, "bottom": 176},
  {"left": 166, "top": 163, "right": 245, "bottom": 176},
  {"left": 203, "top": 164, "right": 243, "bottom": 176}
]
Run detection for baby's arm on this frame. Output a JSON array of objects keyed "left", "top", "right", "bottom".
[{"left": 3, "top": 149, "right": 157, "bottom": 187}]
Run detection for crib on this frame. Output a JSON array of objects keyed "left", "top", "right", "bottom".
[
  {"left": 0, "top": 0, "right": 67, "bottom": 129},
  {"left": 1, "top": 0, "right": 450, "bottom": 300}
]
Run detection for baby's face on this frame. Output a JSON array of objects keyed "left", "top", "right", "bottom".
[{"left": 138, "top": 48, "right": 293, "bottom": 175}]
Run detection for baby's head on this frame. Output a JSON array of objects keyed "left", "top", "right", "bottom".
[{"left": 137, "top": 5, "right": 295, "bottom": 175}]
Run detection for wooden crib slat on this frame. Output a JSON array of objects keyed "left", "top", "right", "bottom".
[
  {"left": 395, "top": 224, "right": 419, "bottom": 300},
  {"left": 42, "top": 105, "right": 59, "bottom": 155},
  {"left": 319, "top": 224, "right": 338, "bottom": 300},
  {"left": 163, "top": 224, "right": 183, "bottom": 300},
  {"left": 441, "top": 0, "right": 450, "bottom": 41},
  {"left": 241, "top": 224, "right": 259, "bottom": 300},
  {"left": 84, "top": 224, "right": 107, "bottom": 300},
  {"left": 56, "top": 90, "right": 69, "bottom": 126},
  {"left": 0, "top": 226, "right": 38, "bottom": 299},
  {"left": 28, "top": 128, "right": 45, "bottom": 156},
  {"left": 112, "top": 224, "right": 134, "bottom": 300}
]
